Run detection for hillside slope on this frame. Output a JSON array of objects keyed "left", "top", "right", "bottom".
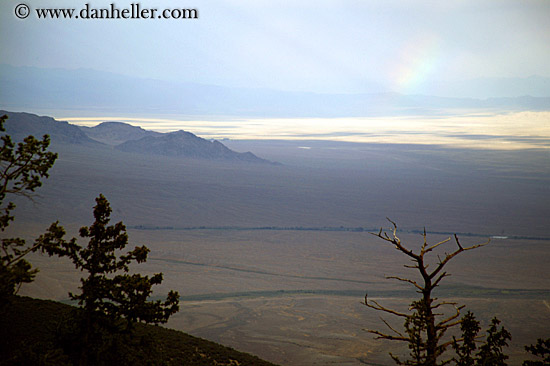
[
  {"left": 1, "top": 110, "right": 276, "bottom": 164},
  {"left": 79, "top": 121, "right": 162, "bottom": 145},
  {"left": 0, "top": 110, "right": 98, "bottom": 145},
  {"left": 116, "top": 129, "right": 276, "bottom": 163},
  {"left": 0, "top": 296, "right": 278, "bottom": 366}
]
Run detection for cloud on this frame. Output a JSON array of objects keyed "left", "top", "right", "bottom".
[{"left": 1, "top": 0, "right": 549, "bottom": 93}]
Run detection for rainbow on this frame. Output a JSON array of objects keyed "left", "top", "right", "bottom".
[{"left": 389, "top": 33, "right": 441, "bottom": 94}]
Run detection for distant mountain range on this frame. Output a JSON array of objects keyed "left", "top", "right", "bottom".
[
  {"left": 1, "top": 110, "right": 276, "bottom": 164},
  {"left": 1, "top": 110, "right": 98, "bottom": 145},
  {"left": 116, "top": 130, "right": 269, "bottom": 163},
  {"left": 1, "top": 65, "right": 549, "bottom": 117},
  {"left": 79, "top": 121, "right": 162, "bottom": 146},
  {"left": 410, "top": 75, "right": 550, "bottom": 100}
]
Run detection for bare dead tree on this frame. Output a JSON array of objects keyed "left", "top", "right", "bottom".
[{"left": 364, "top": 218, "right": 490, "bottom": 366}]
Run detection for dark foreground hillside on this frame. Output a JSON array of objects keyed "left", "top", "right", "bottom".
[{"left": 0, "top": 296, "right": 278, "bottom": 366}]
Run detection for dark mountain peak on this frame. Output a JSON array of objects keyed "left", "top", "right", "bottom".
[
  {"left": 0, "top": 110, "right": 98, "bottom": 145},
  {"left": 116, "top": 129, "right": 277, "bottom": 164},
  {"left": 80, "top": 121, "right": 161, "bottom": 145},
  {"left": 93, "top": 121, "right": 144, "bottom": 130},
  {"left": 1, "top": 110, "right": 278, "bottom": 165},
  {"left": 167, "top": 130, "right": 199, "bottom": 138}
]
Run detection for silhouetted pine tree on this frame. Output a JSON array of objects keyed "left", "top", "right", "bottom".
[
  {"left": 0, "top": 114, "right": 58, "bottom": 306},
  {"left": 39, "top": 195, "right": 179, "bottom": 365},
  {"left": 523, "top": 338, "right": 550, "bottom": 366}
]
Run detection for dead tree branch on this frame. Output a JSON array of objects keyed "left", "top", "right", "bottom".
[{"left": 364, "top": 219, "right": 491, "bottom": 366}]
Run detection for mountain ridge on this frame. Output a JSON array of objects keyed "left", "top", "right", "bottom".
[
  {"left": 1, "top": 65, "right": 549, "bottom": 117},
  {"left": 1, "top": 110, "right": 277, "bottom": 165},
  {"left": 79, "top": 121, "right": 162, "bottom": 146},
  {"left": 0, "top": 110, "right": 99, "bottom": 146},
  {"left": 115, "top": 129, "right": 277, "bottom": 164}
]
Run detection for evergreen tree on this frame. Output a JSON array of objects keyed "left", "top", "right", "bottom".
[
  {"left": 452, "top": 312, "right": 511, "bottom": 366},
  {"left": 0, "top": 114, "right": 58, "bottom": 305},
  {"left": 475, "top": 317, "right": 511, "bottom": 366},
  {"left": 523, "top": 338, "right": 550, "bottom": 366},
  {"left": 452, "top": 311, "right": 481, "bottom": 366},
  {"left": 39, "top": 194, "right": 179, "bottom": 365}
]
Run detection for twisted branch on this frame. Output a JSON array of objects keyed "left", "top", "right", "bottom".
[{"left": 365, "top": 219, "right": 491, "bottom": 364}]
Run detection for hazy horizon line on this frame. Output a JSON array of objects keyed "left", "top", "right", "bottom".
[{"left": 56, "top": 110, "right": 550, "bottom": 151}]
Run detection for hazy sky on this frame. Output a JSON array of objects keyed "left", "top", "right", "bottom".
[{"left": 1, "top": 0, "right": 549, "bottom": 94}]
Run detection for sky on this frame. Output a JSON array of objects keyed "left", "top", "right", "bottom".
[{"left": 1, "top": 0, "right": 550, "bottom": 94}]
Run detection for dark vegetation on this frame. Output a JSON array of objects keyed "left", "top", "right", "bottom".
[
  {"left": 0, "top": 113, "right": 277, "bottom": 365},
  {"left": 451, "top": 313, "right": 511, "bottom": 366},
  {"left": 33, "top": 194, "right": 181, "bottom": 365},
  {"left": 1, "top": 111, "right": 548, "bottom": 365},
  {"left": 365, "top": 219, "right": 549, "bottom": 365},
  {"left": 0, "top": 295, "right": 278, "bottom": 366},
  {"left": 523, "top": 338, "right": 550, "bottom": 366},
  {"left": 0, "top": 114, "right": 57, "bottom": 306}
]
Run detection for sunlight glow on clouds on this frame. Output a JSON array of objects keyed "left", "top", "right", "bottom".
[{"left": 65, "top": 111, "right": 550, "bottom": 150}]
